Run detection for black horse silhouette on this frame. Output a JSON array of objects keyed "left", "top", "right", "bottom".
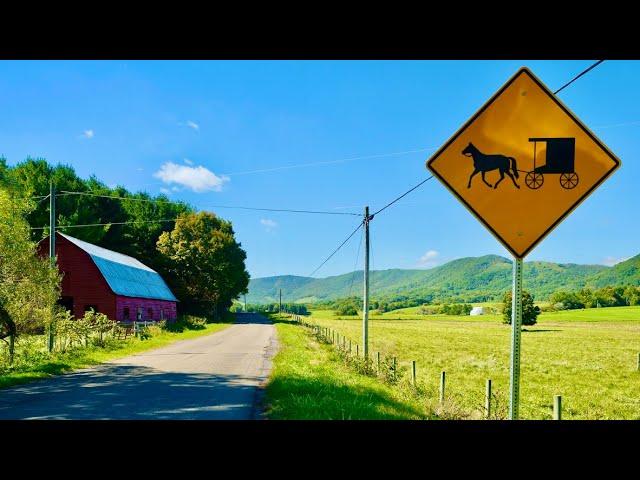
[{"left": 462, "top": 142, "right": 520, "bottom": 189}]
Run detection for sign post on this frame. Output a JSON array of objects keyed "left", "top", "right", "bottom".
[
  {"left": 509, "top": 257, "right": 523, "bottom": 419},
  {"left": 426, "top": 67, "right": 621, "bottom": 419}
]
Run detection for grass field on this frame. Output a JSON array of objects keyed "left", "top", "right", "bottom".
[
  {"left": 306, "top": 306, "right": 640, "bottom": 419},
  {"left": 0, "top": 318, "right": 233, "bottom": 390},
  {"left": 264, "top": 315, "right": 431, "bottom": 419}
]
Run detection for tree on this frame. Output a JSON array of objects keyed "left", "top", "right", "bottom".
[
  {"left": 156, "top": 212, "right": 249, "bottom": 317},
  {"left": 0, "top": 189, "right": 60, "bottom": 362},
  {"left": 549, "top": 290, "right": 585, "bottom": 310},
  {"left": 502, "top": 290, "right": 540, "bottom": 326}
]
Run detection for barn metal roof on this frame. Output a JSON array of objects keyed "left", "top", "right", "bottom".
[{"left": 58, "top": 233, "right": 178, "bottom": 302}]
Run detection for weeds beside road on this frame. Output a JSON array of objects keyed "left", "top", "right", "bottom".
[{"left": 0, "top": 314, "right": 233, "bottom": 390}]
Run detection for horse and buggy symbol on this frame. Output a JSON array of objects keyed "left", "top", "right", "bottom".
[{"left": 462, "top": 137, "right": 578, "bottom": 190}]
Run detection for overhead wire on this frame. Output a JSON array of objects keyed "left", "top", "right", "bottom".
[
  {"left": 553, "top": 60, "right": 604, "bottom": 95},
  {"left": 58, "top": 190, "right": 361, "bottom": 217},
  {"left": 308, "top": 220, "right": 364, "bottom": 278},
  {"left": 31, "top": 218, "right": 179, "bottom": 231},
  {"left": 372, "top": 176, "right": 434, "bottom": 217}
]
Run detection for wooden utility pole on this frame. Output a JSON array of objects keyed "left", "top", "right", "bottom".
[
  {"left": 279, "top": 289, "right": 282, "bottom": 315},
  {"left": 363, "top": 206, "right": 370, "bottom": 358},
  {"left": 48, "top": 181, "right": 56, "bottom": 353}
]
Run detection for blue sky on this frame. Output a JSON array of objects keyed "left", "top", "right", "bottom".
[{"left": 0, "top": 60, "right": 638, "bottom": 279}]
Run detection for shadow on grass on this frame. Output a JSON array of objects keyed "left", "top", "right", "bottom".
[{"left": 522, "top": 329, "right": 562, "bottom": 333}]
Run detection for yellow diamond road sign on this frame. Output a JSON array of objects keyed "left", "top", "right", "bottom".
[{"left": 426, "top": 67, "right": 621, "bottom": 259}]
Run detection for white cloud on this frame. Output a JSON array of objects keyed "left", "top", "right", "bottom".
[
  {"left": 260, "top": 218, "right": 278, "bottom": 232},
  {"left": 183, "top": 158, "right": 194, "bottom": 165},
  {"left": 186, "top": 120, "right": 199, "bottom": 131},
  {"left": 153, "top": 162, "right": 229, "bottom": 193},
  {"left": 81, "top": 129, "right": 94, "bottom": 139},
  {"left": 159, "top": 187, "right": 171, "bottom": 194},
  {"left": 418, "top": 249, "right": 440, "bottom": 267},
  {"left": 602, "top": 256, "right": 630, "bottom": 267},
  {"left": 136, "top": 167, "right": 144, "bottom": 172}
]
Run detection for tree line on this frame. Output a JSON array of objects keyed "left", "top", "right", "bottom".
[{"left": 0, "top": 157, "right": 250, "bottom": 341}]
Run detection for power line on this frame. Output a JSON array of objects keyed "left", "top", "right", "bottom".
[
  {"left": 201, "top": 205, "right": 361, "bottom": 217},
  {"left": 58, "top": 190, "right": 361, "bottom": 217},
  {"left": 308, "top": 220, "right": 364, "bottom": 278},
  {"left": 30, "top": 218, "right": 179, "bottom": 231},
  {"left": 553, "top": 60, "right": 604, "bottom": 95},
  {"left": 58, "top": 191, "right": 188, "bottom": 205},
  {"left": 372, "top": 176, "right": 434, "bottom": 216},
  {"left": 221, "top": 147, "right": 437, "bottom": 177}
]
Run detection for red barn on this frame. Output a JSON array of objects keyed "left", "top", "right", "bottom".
[{"left": 38, "top": 232, "right": 178, "bottom": 322}]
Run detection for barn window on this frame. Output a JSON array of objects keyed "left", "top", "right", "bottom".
[
  {"left": 148, "top": 308, "right": 153, "bottom": 320},
  {"left": 160, "top": 309, "right": 165, "bottom": 320},
  {"left": 137, "top": 307, "right": 142, "bottom": 321},
  {"left": 84, "top": 305, "right": 98, "bottom": 313},
  {"left": 123, "top": 307, "right": 130, "bottom": 320}
]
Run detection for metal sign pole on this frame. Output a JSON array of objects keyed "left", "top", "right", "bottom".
[{"left": 509, "top": 256, "right": 523, "bottom": 420}]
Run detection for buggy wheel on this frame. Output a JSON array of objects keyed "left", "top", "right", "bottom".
[
  {"left": 525, "top": 171, "right": 544, "bottom": 189},
  {"left": 560, "top": 172, "right": 579, "bottom": 189}
]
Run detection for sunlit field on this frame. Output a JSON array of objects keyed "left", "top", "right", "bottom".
[{"left": 307, "top": 306, "right": 640, "bottom": 419}]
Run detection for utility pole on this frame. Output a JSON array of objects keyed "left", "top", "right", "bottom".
[
  {"left": 279, "top": 289, "right": 282, "bottom": 315},
  {"left": 48, "top": 181, "right": 56, "bottom": 353},
  {"left": 244, "top": 294, "right": 247, "bottom": 312},
  {"left": 363, "top": 206, "right": 370, "bottom": 358}
]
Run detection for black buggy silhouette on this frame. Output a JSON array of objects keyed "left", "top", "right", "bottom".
[{"left": 524, "top": 137, "right": 579, "bottom": 190}]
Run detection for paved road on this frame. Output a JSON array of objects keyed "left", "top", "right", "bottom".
[{"left": 0, "top": 313, "right": 277, "bottom": 419}]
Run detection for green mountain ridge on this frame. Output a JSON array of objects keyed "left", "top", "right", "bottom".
[{"left": 247, "top": 254, "right": 640, "bottom": 304}]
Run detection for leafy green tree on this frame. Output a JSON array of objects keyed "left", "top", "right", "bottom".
[
  {"left": 502, "top": 290, "right": 540, "bottom": 326},
  {"left": 549, "top": 290, "right": 585, "bottom": 310},
  {"left": 335, "top": 303, "right": 358, "bottom": 316},
  {"left": 0, "top": 189, "right": 60, "bottom": 362},
  {"left": 156, "top": 212, "right": 250, "bottom": 317}
]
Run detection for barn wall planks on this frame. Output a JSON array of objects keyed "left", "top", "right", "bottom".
[{"left": 37, "top": 234, "right": 116, "bottom": 319}]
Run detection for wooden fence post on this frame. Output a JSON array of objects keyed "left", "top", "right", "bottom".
[
  {"left": 485, "top": 379, "right": 492, "bottom": 419},
  {"left": 412, "top": 361, "right": 416, "bottom": 387},
  {"left": 553, "top": 395, "right": 562, "bottom": 420},
  {"left": 393, "top": 357, "right": 397, "bottom": 381},
  {"left": 440, "top": 371, "right": 446, "bottom": 405}
]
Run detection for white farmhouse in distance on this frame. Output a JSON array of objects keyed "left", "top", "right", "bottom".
[{"left": 470, "top": 306, "right": 484, "bottom": 316}]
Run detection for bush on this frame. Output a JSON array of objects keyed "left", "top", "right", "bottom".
[
  {"left": 161, "top": 315, "right": 207, "bottom": 332},
  {"left": 335, "top": 304, "right": 358, "bottom": 316},
  {"left": 440, "top": 303, "right": 473, "bottom": 315},
  {"left": 549, "top": 291, "right": 585, "bottom": 310}
]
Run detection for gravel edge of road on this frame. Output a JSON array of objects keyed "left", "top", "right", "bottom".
[{"left": 250, "top": 321, "right": 280, "bottom": 420}]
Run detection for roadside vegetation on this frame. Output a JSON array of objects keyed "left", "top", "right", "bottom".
[
  {"left": 0, "top": 313, "right": 233, "bottom": 390},
  {"left": 264, "top": 314, "right": 434, "bottom": 420}
]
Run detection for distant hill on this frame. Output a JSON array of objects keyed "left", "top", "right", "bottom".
[
  {"left": 586, "top": 254, "right": 640, "bottom": 288},
  {"left": 246, "top": 254, "right": 637, "bottom": 304}
]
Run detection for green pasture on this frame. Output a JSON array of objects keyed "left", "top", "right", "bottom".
[{"left": 304, "top": 306, "right": 640, "bottom": 419}]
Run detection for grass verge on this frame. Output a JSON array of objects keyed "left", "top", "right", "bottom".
[
  {"left": 264, "top": 314, "right": 434, "bottom": 420},
  {"left": 0, "top": 315, "right": 234, "bottom": 390}
]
